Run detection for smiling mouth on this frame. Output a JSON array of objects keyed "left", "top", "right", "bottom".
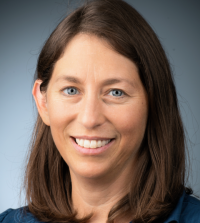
[{"left": 71, "top": 137, "right": 114, "bottom": 149}]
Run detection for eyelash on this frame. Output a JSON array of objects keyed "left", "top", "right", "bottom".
[{"left": 62, "top": 87, "right": 126, "bottom": 99}]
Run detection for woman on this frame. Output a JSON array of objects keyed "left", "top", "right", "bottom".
[{"left": 0, "top": 0, "right": 199, "bottom": 222}]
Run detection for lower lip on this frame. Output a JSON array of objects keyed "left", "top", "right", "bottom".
[{"left": 70, "top": 137, "right": 115, "bottom": 155}]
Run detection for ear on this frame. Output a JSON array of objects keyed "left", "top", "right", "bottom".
[{"left": 32, "top": 80, "right": 50, "bottom": 126}]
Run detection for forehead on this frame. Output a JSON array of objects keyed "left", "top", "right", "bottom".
[{"left": 51, "top": 33, "right": 139, "bottom": 85}]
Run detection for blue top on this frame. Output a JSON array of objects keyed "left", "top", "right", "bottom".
[{"left": 0, "top": 191, "right": 200, "bottom": 223}]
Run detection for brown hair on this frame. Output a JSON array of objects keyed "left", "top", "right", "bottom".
[{"left": 22, "top": 0, "right": 191, "bottom": 222}]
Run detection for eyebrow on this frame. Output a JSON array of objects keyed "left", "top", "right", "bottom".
[{"left": 55, "top": 75, "right": 135, "bottom": 88}]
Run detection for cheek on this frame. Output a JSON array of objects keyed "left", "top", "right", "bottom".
[
  {"left": 47, "top": 100, "right": 75, "bottom": 164},
  {"left": 47, "top": 97, "right": 73, "bottom": 145},
  {"left": 110, "top": 102, "right": 148, "bottom": 146},
  {"left": 47, "top": 95, "right": 76, "bottom": 127}
]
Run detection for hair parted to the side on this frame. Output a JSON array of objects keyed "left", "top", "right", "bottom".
[{"left": 22, "top": 0, "right": 192, "bottom": 222}]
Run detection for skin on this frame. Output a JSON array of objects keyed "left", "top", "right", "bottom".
[{"left": 32, "top": 33, "right": 148, "bottom": 223}]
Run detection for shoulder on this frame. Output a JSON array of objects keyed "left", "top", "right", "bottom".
[
  {"left": 0, "top": 207, "right": 45, "bottom": 223},
  {"left": 180, "top": 193, "right": 200, "bottom": 222}
]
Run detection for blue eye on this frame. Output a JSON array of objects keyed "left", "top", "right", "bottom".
[
  {"left": 62, "top": 87, "right": 124, "bottom": 98},
  {"left": 63, "top": 87, "right": 79, "bottom": 95},
  {"left": 108, "top": 89, "right": 124, "bottom": 97}
]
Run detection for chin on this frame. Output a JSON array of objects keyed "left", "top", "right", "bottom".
[{"left": 69, "top": 161, "right": 110, "bottom": 179}]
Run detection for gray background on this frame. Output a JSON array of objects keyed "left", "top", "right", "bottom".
[{"left": 0, "top": 0, "right": 199, "bottom": 212}]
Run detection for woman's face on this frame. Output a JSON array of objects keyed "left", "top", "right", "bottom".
[{"left": 36, "top": 33, "right": 148, "bottom": 180}]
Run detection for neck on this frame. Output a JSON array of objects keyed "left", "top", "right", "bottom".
[{"left": 70, "top": 164, "right": 133, "bottom": 223}]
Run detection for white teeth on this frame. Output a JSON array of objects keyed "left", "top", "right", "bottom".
[
  {"left": 75, "top": 138, "right": 111, "bottom": 148},
  {"left": 97, "top": 140, "right": 102, "bottom": 147},
  {"left": 84, "top": 140, "right": 90, "bottom": 148},
  {"left": 90, "top": 140, "right": 97, "bottom": 148}
]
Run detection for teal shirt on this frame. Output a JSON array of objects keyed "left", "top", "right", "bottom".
[{"left": 1, "top": 191, "right": 200, "bottom": 223}]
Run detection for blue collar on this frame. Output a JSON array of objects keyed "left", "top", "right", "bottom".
[
  {"left": 163, "top": 191, "right": 185, "bottom": 223},
  {"left": 129, "top": 191, "right": 185, "bottom": 223}
]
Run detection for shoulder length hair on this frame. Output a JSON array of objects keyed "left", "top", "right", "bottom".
[{"left": 22, "top": 0, "right": 191, "bottom": 222}]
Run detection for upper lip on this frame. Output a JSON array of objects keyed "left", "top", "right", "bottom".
[{"left": 71, "top": 136, "right": 114, "bottom": 140}]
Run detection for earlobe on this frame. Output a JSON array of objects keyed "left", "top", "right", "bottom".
[{"left": 32, "top": 80, "right": 50, "bottom": 126}]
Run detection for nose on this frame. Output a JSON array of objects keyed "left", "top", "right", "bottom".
[{"left": 77, "top": 93, "right": 105, "bottom": 129}]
